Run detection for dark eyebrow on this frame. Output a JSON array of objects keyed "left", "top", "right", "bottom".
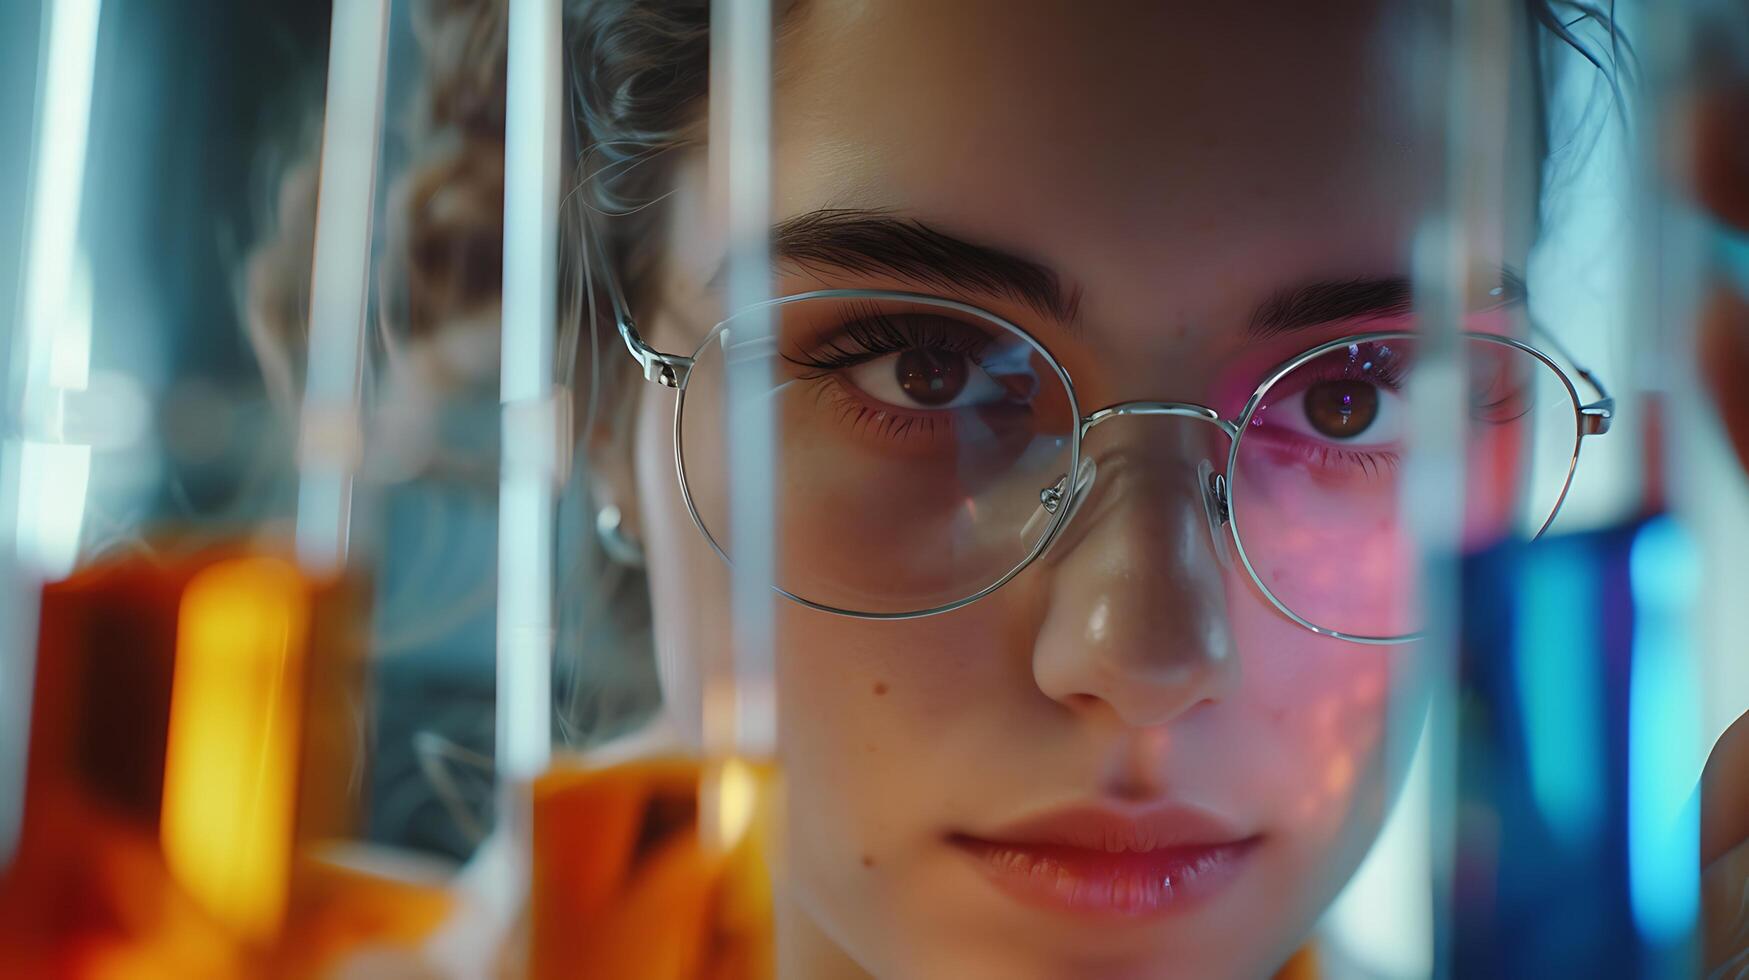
[
  {"left": 762, "top": 210, "right": 1528, "bottom": 339},
  {"left": 1248, "top": 268, "right": 1527, "bottom": 339},
  {"left": 769, "top": 209, "right": 1085, "bottom": 324}
]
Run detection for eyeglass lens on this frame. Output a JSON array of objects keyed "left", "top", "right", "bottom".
[
  {"left": 1230, "top": 335, "right": 1580, "bottom": 638},
  {"left": 679, "top": 297, "right": 1581, "bottom": 635},
  {"left": 680, "top": 296, "right": 1077, "bottom": 615}
]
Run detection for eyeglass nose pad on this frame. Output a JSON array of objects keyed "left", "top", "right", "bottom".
[
  {"left": 1023, "top": 456, "right": 1099, "bottom": 552},
  {"left": 1196, "top": 458, "right": 1234, "bottom": 569}
]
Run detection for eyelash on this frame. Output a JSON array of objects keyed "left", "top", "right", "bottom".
[
  {"left": 1298, "top": 445, "right": 1402, "bottom": 476},
  {"left": 1473, "top": 378, "right": 1534, "bottom": 423},
  {"left": 790, "top": 318, "right": 1440, "bottom": 455},
  {"left": 1300, "top": 351, "right": 1409, "bottom": 392},
  {"left": 1251, "top": 351, "right": 1409, "bottom": 473},
  {"left": 784, "top": 303, "right": 994, "bottom": 377},
  {"left": 799, "top": 370, "right": 958, "bottom": 446},
  {"left": 1288, "top": 355, "right": 1533, "bottom": 426}
]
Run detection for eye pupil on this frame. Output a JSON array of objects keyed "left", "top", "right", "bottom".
[
  {"left": 896, "top": 348, "right": 968, "bottom": 407},
  {"left": 1305, "top": 380, "right": 1379, "bottom": 438}
]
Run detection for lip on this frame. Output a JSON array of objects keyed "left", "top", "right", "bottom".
[{"left": 949, "top": 805, "right": 1261, "bottom": 919}]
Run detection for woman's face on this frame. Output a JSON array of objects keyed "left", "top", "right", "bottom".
[{"left": 626, "top": 3, "right": 1525, "bottom": 977}]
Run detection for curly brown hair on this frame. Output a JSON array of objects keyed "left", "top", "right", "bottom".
[{"left": 242, "top": 0, "right": 718, "bottom": 751}]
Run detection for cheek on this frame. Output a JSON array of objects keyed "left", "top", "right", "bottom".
[
  {"left": 1226, "top": 577, "right": 1397, "bottom": 833},
  {"left": 770, "top": 596, "right": 1046, "bottom": 879},
  {"left": 768, "top": 605, "right": 1017, "bottom": 961},
  {"left": 1271, "top": 652, "right": 1393, "bottom": 830},
  {"left": 772, "top": 607, "right": 1022, "bottom": 827}
]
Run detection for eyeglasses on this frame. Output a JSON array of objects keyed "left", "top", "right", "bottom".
[{"left": 606, "top": 280, "right": 1613, "bottom": 644}]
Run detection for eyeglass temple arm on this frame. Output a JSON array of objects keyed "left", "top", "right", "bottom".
[
  {"left": 1572, "top": 368, "right": 1614, "bottom": 436},
  {"left": 587, "top": 214, "right": 694, "bottom": 390},
  {"left": 1529, "top": 323, "right": 1614, "bottom": 436}
]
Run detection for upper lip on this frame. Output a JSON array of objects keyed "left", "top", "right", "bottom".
[{"left": 957, "top": 804, "right": 1254, "bottom": 853}]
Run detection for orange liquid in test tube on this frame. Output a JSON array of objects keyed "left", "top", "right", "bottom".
[
  {"left": 528, "top": 757, "right": 780, "bottom": 980},
  {"left": 0, "top": 548, "right": 450, "bottom": 978}
]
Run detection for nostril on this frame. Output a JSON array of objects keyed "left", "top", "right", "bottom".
[{"left": 1065, "top": 693, "right": 1102, "bottom": 712}]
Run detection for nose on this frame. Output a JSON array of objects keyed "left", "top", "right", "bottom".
[{"left": 1031, "top": 427, "right": 1240, "bottom": 728}]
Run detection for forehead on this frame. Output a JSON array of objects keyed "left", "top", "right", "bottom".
[{"left": 770, "top": 1, "right": 1435, "bottom": 313}]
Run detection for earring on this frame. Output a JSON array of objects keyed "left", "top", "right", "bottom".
[{"left": 595, "top": 504, "right": 646, "bottom": 568}]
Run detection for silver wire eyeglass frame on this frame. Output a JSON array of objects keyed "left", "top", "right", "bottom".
[{"left": 601, "top": 266, "right": 1615, "bottom": 645}]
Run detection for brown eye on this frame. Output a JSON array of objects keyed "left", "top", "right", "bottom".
[
  {"left": 895, "top": 348, "right": 969, "bottom": 407},
  {"left": 1303, "top": 381, "right": 1379, "bottom": 438}
]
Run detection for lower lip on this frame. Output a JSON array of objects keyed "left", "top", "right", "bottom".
[{"left": 949, "top": 834, "right": 1260, "bottom": 919}]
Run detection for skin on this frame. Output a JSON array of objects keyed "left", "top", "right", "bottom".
[{"left": 599, "top": 3, "right": 1538, "bottom": 977}]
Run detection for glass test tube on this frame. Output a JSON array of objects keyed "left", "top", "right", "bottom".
[{"left": 516, "top": 5, "right": 781, "bottom": 978}]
